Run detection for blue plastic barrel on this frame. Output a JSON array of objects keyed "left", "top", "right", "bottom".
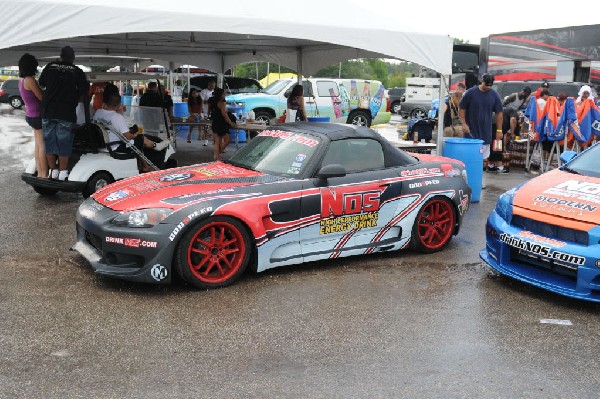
[
  {"left": 229, "top": 129, "right": 247, "bottom": 143},
  {"left": 442, "top": 138, "right": 484, "bottom": 202},
  {"left": 173, "top": 102, "right": 189, "bottom": 132},
  {"left": 173, "top": 102, "right": 188, "bottom": 118},
  {"left": 307, "top": 116, "right": 330, "bottom": 122}
]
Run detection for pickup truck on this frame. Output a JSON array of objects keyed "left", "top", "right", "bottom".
[{"left": 226, "top": 78, "right": 391, "bottom": 127}]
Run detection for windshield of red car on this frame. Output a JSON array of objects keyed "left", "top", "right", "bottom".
[{"left": 227, "top": 130, "right": 321, "bottom": 177}]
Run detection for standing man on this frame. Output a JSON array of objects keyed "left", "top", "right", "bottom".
[
  {"left": 39, "top": 45, "right": 88, "bottom": 181},
  {"left": 459, "top": 73, "right": 503, "bottom": 173},
  {"left": 199, "top": 79, "right": 216, "bottom": 146},
  {"left": 139, "top": 81, "right": 162, "bottom": 107},
  {"left": 535, "top": 81, "right": 550, "bottom": 99},
  {"left": 123, "top": 80, "right": 133, "bottom": 96}
]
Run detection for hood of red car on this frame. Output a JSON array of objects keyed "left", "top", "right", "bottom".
[
  {"left": 91, "top": 162, "right": 278, "bottom": 212},
  {"left": 513, "top": 169, "right": 600, "bottom": 225}
]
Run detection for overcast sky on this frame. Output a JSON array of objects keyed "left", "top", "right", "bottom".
[{"left": 351, "top": 0, "right": 599, "bottom": 44}]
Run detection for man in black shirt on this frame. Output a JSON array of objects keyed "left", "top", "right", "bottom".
[
  {"left": 39, "top": 46, "right": 88, "bottom": 180},
  {"left": 139, "top": 81, "right": 162, "bottom": 107}
]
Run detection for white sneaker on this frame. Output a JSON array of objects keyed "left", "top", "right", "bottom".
[
  {"left": 58, "top": 170, "right": 69, "bottom": 181},
  {"left": 203, "top": 140, "right": 208, "bottom": 146},
  {"left": 154, "top": 140, "right": 171, "bottom": 151},
  {"left": 50, "top": 169, "right": 59, "bottom": 179}
]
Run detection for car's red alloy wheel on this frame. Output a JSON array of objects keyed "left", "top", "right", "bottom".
[
  {"left": 416, "top": 199, "right": 455, "bottom": 250},
  {"left": 187, "top": 221, "right": 247, "bottom": 284}
]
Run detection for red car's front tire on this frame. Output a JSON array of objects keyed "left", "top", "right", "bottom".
[{"left": 176, "top": 216, "right": 252, "bottom": 289}]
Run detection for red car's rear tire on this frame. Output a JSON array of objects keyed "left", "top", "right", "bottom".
[
  {"left": 411, "top": 197, "right": 455, "bottom": 253},
  {"left": 175, "top": 216, "right": 252, "bottom": 289}
]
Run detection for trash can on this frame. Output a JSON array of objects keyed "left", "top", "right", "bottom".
[
  {"left": 307, "top": 116, "right": 330, "bottom": 122},
  {"left": 443, "top": 138, "right": 484, "bottom": 202},
  {"left": 173, "top": 102, "right": 189, "bottom": 132},
  {"left": 229, "top": 129, "right": 247, "bottom": 143}
]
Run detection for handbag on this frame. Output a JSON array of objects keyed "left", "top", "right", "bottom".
[
  {"left": 444, "top": 101, "right": 464, "bottom": 137},
  {"left": 444, "top": 125, "right": 463, "bottom": 137},
  {"left": 285, "top": 108, "right": 297, "bottom": 123}
]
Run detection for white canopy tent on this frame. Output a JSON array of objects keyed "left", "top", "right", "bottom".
[
  {"left": 0, "top": 0, "right": 453, "bottom": 75},
  {"left": 1, "top": 0, "right": 454, "bottom": 149}
]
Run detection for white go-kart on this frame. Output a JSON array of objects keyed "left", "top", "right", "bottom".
[{"left": 21, "top": 120, "right": 176, "bottom": 198}]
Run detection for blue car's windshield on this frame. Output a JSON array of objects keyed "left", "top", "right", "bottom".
[{"left": 563, "top": 143, "right": 600, "bottom": 178}]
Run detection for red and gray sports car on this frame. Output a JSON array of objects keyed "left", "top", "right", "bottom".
[{"left": 73, "top": 123, "right": 471, "bottom": 288}]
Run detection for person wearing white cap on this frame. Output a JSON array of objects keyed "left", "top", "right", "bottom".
[{"left": 576, "top": 85, "right": 594, "bottom": 106}]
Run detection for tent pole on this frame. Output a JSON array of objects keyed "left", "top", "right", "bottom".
[
  {"left": 266, "top": 62, "right": 270, "bottom": 85},
  {"left": 296, "top": 48, "right": 303, "bottom": 84},
  {"left": 436, "top": 74, "right": 449, "bottom": 155},
  {"left": 218, "top": 53, "right": 225, "bottom": 88}
]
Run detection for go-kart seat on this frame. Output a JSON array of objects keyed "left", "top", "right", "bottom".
[
  {"left": 95, "top": 122, "right": 136, "bottom": 161},
  {"left": 72, "top": 123, "right": 106, "bottom": 154}
]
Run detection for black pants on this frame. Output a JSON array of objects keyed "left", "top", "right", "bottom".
[{"left": 115, "top": 135, "right": 165, "bottom": 170}]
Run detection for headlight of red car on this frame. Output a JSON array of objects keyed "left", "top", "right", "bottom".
[{"left": 112, "top": 208, "right": 173, "bottom": 228}]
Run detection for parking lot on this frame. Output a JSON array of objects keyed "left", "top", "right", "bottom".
[{"left": 1, "top": 106, "right": 599, "bottom": 398}]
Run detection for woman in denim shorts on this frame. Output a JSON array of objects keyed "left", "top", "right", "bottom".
[{"left": 18, "top": 53, "right": 47, "bottom": 179}]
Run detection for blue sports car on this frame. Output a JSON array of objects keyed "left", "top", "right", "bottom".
[{"left": 481, "top": 142, "right": 600, "bottom": 302}]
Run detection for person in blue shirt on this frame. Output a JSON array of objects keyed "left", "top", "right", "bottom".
[{"left": 459, "top": 73, "right": 503, "bottom": 172}]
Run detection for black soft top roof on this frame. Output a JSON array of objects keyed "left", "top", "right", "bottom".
[{"left": 270, "top": 122, "right": 419, "bottom": 167}]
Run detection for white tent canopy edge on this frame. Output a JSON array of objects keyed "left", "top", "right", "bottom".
[{"left": 0, "top": 0, "right": 453, "bottom": 75}]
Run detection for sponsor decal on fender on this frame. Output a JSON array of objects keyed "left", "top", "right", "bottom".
[
  {"left": 105, "top": 189, "right": 131, "bottom": 202},
  {"left": 150, "top": 264, "right": 168, "bottom": 281},
  {"left": 169, "top": 207, "right": 213, "bottom": 241},
  {"left": 319, "top": 187, "right": 381, "bottom": 234},
  {"left": 408, "top": 180, "right": 439, "bottom": 189},
  {"left": 441, "top": 164, "right": 462, "bottom": 178},
  {"left": 400, "top": 167, "right": 442, "bottom": 177},
  {"left": 499, "top": 233, "right": 585, "bottom": 266},
  {"left": 320, "top": 212, "right": 379, "bottom": 234},
  {"left": 459, "top": 190, "right": 469, "bottom": 215}
]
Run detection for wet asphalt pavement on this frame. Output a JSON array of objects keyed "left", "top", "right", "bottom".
[{"left": 0, "top": 106, "right": 599, "bottom": 398}]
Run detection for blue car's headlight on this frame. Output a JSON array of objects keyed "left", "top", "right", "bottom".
[
  {"left": 494, "top": 191, "right": 514, "bottom": 222},
  {"left": 494, "top": 182, "right": 527, "bottom": 222},
  {"left": 112, "top": 208, "right": 173, "bottom": 228}
]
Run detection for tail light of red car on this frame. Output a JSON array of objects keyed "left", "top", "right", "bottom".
[
  {"left": 386, "top": 97, "right": 391, "bottom": 112},
  {"left": 0, "top": 89, "right": 4, "bottom": 97}
]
